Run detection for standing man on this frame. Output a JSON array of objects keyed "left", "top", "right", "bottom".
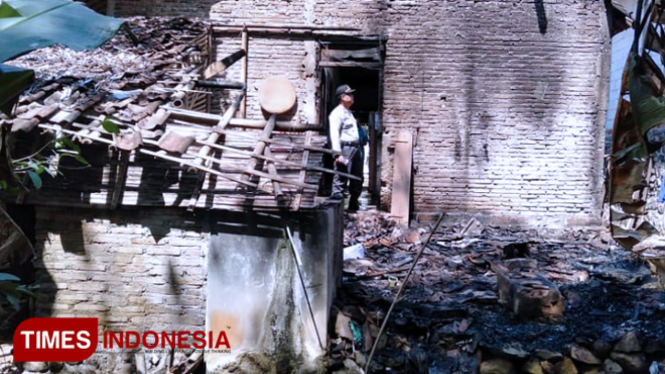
[{"left": 329, "top": 84, "right": 363, "bottom": 212}]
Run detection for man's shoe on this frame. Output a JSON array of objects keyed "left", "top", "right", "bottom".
[{"left": 347, "top": 202, "right": 360, "bottom": 212}]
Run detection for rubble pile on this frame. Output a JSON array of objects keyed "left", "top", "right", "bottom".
[
  {"left": 9, "top": 16, "right": 209, "bottom": 87},
  {"left": 330, "top": 212, "right": 665, "bottom": 374}
]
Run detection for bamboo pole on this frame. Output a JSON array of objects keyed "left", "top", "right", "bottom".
[
  {"left": 210, "top": 126, "right": 338, "bottom": 155},
  {"left": 263, "top": 147, "right": 283, "bottom": 197},
  {"left": 293, "top": 131, "right": 312, "bottom": 210},
  {"left": 37, "top": 124, "right": 268, "bottom": 193},
  {"left": 240, "top": 26, "right": 249, "bottom": 118},
  {"left": 365, "top": 214, "right": 446, "bottom": 373},
  {"left": 164, "top": 106, "right": 321, "bottom": 131},
  {"left": 240, "top": 115, "right": 276, "bottom": 184},
  {"left": 194, "top": 139, "right": 360, "bottom": 181},
  {"left": 187, "top": 91, "right": 245, "bottom": 208}
]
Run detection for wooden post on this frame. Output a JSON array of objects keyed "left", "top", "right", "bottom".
[
  {"left": 37, "top": 124, "right": 266, "bottom": 191},
  {"left": 390, "top": 130, "right": 413, "bottom": 225},
  {"left": 193, "top": 139, "right": 360, "bottom": 180},
  {"left": 187, "top": 91, "right": 245, "bottom": 209},
  {"left": 292, "top": 131, "right": 313, "bottom": 210},
  {"left": 263, "top": 147, "right": 284, "bottom": 197},
  {"left": 240, "top": 114, "right": 276, "bottom": 185},
  {"left": 110, "top": 150, "right": 130, "bottom": 209},
  {"left": 240, "top": 26, "right": 249, "bottom": 118}
]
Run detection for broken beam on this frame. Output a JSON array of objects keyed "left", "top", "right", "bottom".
[
  {"left": 264, "top": 147, "right": 284, "bottom": 197},
  {"left": 37, "top": 124, "right": 269, "bottom": 193},
  {"left": 241, "top": 115, "right": 276, "bottom": 185},
  {"left": 194, "top": 140, "right": 360, "bottom": 181},
  {"left": 211, "top": 126, "right": 339, "bottom": 155},
  {"left": 164, "top": 107, "right": 322, "bottom": 131},
  {"left": 202, "top": 49, "right": 246, "bottom": 79},
  {"left": 110, "top": 150, "right": 130, "bottom": 209},
  {"left": 187, "top": 91, "right": 245, "bottom": 209}
]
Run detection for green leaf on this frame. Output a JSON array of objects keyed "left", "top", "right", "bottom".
[
  {"left": 6, "top": 293, "right": 20, "bottom": 310},
  {"left": 0, "top": 181, "right": 8, "bottom": 190},
  {"left": 0, "top": 273, "right": 20, "bottom": 282},
  {"left": 0, "top": 0, "right": 127, "bottom": 62},
  {"left": 102, "top": 118, "right": 120, "bottom": 134},
  {"left": 629, "top": 52, "right": 665, "bottom": 133},
  {"left": 74, "top": 154, "right": 89, "bottom": 165},
  {"left": 56, "top": 137, "right": 81, "bottom": 153},
  {"left": 27, "top": 160, "right": 45, "bottom": 174},
  {"left": 27, "top": 170, "right": 41, "bottom": 189},
  {"left": 0, "top": 63, "right": 34, "bottom": 116},
  {"left": 15, "top": 286, "right": 36, "bottom": 298},
  {"left": 0, "top": 2, "right": 21, "bottom": 18}
]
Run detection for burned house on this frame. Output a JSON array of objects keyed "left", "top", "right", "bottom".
[
  {"left": 5, "top": 0, "right": 665, "bottom": 373},
  {"left": 2, "top": 16, "right": 344, "bottom": 373},
  {"left": 106, "top": 0, "right": 609, "bottom": 230}
]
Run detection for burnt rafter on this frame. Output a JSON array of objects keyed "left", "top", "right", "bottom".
[{"left": 1, "top": 17, "right": 339, "bottom": 212}]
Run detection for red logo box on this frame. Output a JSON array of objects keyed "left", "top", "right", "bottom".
[{"left": 14, "top": 318, "right": 98, "bottom": 362}]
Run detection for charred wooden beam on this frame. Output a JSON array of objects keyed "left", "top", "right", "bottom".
[
  {"left": 202, "top": 49, "right": 246, "bottom": 80},
  {"left": 110, "top": 150, "right": 130, "bottom": 209},
  {"left": 194, "top": 80, "right": 246, "bottom": 90},
  {"left": 241, "top": 27, "right": 249, "bottom": 118},
  {"left": 318, "top": 61, "right": 382, "bottom": 70}
]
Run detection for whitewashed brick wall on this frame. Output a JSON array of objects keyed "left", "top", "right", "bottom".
[
  {"left": 113, "top": 0, "right": 610, "bottom": 228},
  {"left": 34, "top": 207, "right": 207, "bottom": 331}
]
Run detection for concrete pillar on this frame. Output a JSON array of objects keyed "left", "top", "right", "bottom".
[{"left": 205, "top": 203, "right": 343, "bottom": 373}]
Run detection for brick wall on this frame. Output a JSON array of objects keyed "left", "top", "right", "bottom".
[
  {"left": 34, "top": 207, "right": 207, "bottom": 332},
  {"left": 113, "top": 0, "right": 610, "bottom": 229}
]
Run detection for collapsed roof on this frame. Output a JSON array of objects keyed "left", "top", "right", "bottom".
[{"left": 1, "top": 17, "right": 332, "bottom": 212}]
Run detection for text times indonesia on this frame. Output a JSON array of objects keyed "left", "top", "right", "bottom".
[{"left": 14, "top": 318, "right": 232, "bottom": 362}]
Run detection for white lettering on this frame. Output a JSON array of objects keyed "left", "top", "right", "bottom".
[
  {"left": 42, "top": 331, "right": 59, "bottom": 349},
  {"left": 20, "top": 331, "right": 34, "bottom": 349},
  {"left": 77, "top": 331, "right": 91, "bottom": 349},
  {"left": 61, "top": 331, "right": 74, "bottom": 349}
]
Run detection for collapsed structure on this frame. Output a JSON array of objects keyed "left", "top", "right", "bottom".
[
  {"left": 2, "top": 16, "right": 344, "bottom": 372},
  {"left": 2, "top": 0, "right": 665, "bottom": 373}
]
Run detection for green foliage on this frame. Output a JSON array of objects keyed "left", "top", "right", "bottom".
[
  {"left": 0, "top": 63, "right": 34, "bottom": 115},
  {"left": 0, "top": 0, "right": 129, "bottom": 115},
  {"left": 0, "top": 0, "right": 127, "bottom": 63},
  {"left": 102, "top": 116, "right": 121, "bottom": 134},
  {"left": 0, "top": 272, "right": 38, "bottom": 312},
  {"left": 6, "top": 134, "right": 89, "bottom": 191}
]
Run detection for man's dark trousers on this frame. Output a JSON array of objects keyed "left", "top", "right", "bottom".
[{"left": 333, "top": 145, "right": 363, "bottom": 210}]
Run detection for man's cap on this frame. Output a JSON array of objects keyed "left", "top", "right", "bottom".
[{"left": 335, "top": 84, "right": 355, "bottom": 99}]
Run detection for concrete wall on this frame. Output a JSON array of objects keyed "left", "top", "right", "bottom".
[
  {"left": 113, "top": 0, "right": 610, "bottom": 229},
  {"left": 33, "top": 204, "right": 343, "bottom": 372},
  {"left": 206, "top": 204, "right": 343, "bottom": 372}
]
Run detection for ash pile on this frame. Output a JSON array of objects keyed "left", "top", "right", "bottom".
[{"left": 329, "top": 213, "right": 665, "bottom": 374}]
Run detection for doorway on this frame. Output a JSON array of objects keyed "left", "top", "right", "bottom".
[{"left": 318, "top": 39, "right": 385, "bottom": 206}]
